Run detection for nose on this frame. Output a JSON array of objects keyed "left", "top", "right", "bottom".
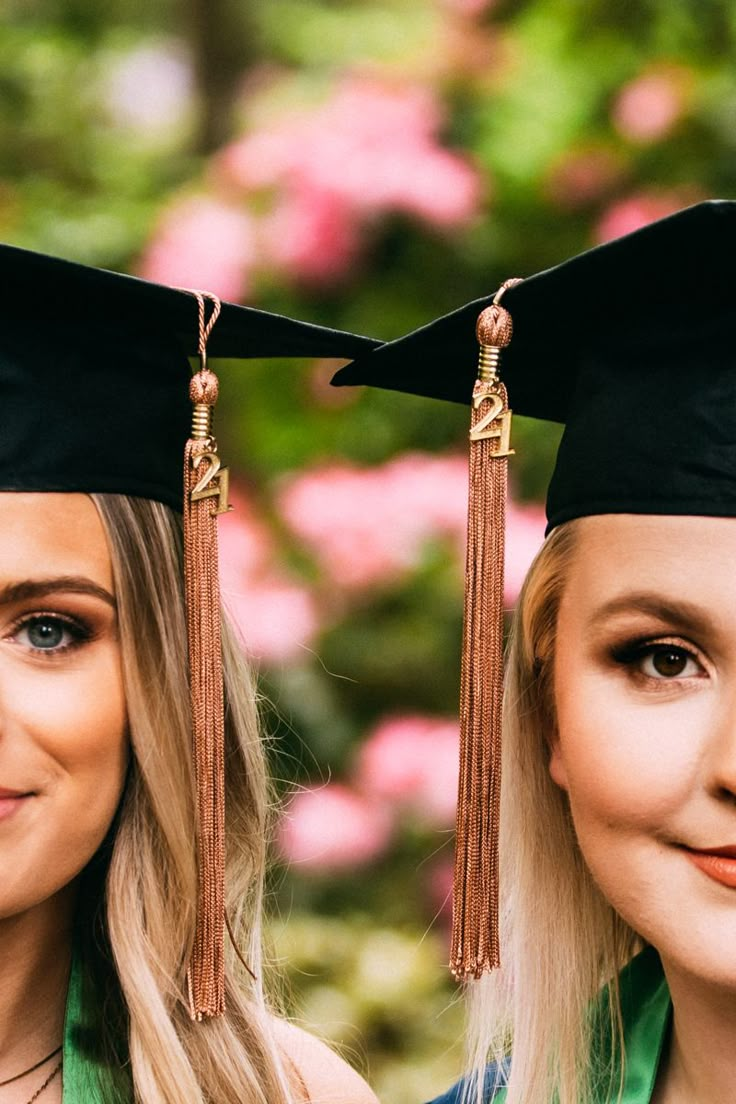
[{"left": 704, "top": 690, "right": 736, "bottom": 804}]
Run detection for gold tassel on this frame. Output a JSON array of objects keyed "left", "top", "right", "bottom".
[
  {"left": 451, "top": 278, "right": 522, "bottom": 981},
  {"left": 183, "top": 292, "right": 232, "bottom": 1020}
]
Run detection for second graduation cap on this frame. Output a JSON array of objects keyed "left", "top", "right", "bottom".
[{"left": 332, "top": 198, "right": 736, "bottom": 979}]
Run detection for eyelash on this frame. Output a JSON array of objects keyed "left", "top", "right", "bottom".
[
  {"left": 611, "top": 636, "right": 705, "bottom": 681},
  {"left": 7, "top": 612, "right": 93, "bottom": 658}
]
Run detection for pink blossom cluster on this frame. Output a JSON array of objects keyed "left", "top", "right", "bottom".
[
  {"left": 278, "top": 451, "right": 546, "bottom": 603},
  {"left": 140, "top": 76, "right": 481, "bottom": 293},
  {"left": 218, "top": 488, "right": 320, "bottom": 663},
  {"left": 278, "top": 452, "right": 469, "bottom": 589},
  {"left": 217, "top": 453, "right": 546, "bottom": 658},
  {"left": 441, "top": 0, "right": 497, "bottom": 16},
  {"left": 141, "top": 197, "right": 258, "bottom": 302},
  {"left": 612, "top": 67, "right": 690, "bottom": 144},
  {"left": 595, "top": 191, "right": 693, "bottom": 244},
  {"left": 278, "top": 714, "right": 460, "bottom": 873}
]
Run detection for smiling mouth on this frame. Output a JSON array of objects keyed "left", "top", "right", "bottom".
[{"left": 685, "top": 847, "right": 736, "bottom": 889}]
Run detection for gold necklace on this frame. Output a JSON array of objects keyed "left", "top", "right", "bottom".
[
  {"left": 23, "top": 1058, "right": 62, "bottom": 1104},
  {"left": 0, "top": 1047, "right": 62, "bottom": 1088}
]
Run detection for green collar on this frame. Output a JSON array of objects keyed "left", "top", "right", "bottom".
[
  {"left": 610, "top": 945, "right": 671, "bottom": 1104},
  {"left": 492, "top": 946, "right": 671, "bottom": 1103}
]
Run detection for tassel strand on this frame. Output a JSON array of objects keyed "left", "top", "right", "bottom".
[
  {"left": 183, "top": 292, "right": 231, "bottom": 1020},
  {"left": 451, "top": 278, "right": 521, "bottom": 981}
]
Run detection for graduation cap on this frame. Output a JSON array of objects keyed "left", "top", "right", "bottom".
[
  {"left": 332, "top": 198, "right": 736, "bottom": 980},
  {"left": 1, "top": 242, "right": 377, "bottom": 508},
  {"left": 0, "top": 241, "right": 380, "bottom": 1019}
]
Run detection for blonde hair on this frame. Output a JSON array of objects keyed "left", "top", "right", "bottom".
[
  {"left": 465, "top": 521, "right": 641, "bottom": 1104},
  {"left": 80, "top": 493, "right": 296, "bottom": 1104}
]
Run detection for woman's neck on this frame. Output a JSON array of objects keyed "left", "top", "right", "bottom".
[
  {"left": 0, "top": 885, "right": 75, "bottom": 1082},
  {"left": 656, "top": 958, "right": 736, "bottom": 1104}
]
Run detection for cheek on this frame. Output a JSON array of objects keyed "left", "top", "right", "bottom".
[
  {"left": 25, "top": 653, "right": 127, "bottom": 777},
  {"left": 0, "top": 646, "right": 128, "bottom": 914},
  {"left": 553, "top": 670, "right": 706, "bottom": 831}
]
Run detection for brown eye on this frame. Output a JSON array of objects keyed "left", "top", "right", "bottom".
[
  {"left": 639, "top": 645, "right": 700, "bottom": 680},
  {"left": 651, "top": 649, "right": 687, "bottom": 677}
]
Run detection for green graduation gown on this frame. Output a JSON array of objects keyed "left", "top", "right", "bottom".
[{"left": 427, "top": 946, "right": 672, "bottom": 1104}]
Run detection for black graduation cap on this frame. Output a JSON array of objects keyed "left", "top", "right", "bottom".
[
  {"left": 0, "top": 241, "right": 380, "bottom": 510},
  {"left": 333, "top": 198, "right": 736, "bottom": 532},
  {"left": 333, "top": 198, "right": 736, "bottom": 982},
  {"left": 0, "top": 240, "right": 382, "bottom": 1021}
]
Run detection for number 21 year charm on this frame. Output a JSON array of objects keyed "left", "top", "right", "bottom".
[
  {"left": 190, "top": 450, "right": 231, "bottom": 516},
  {"left": 468, "top": 385, "right": 514, "bottom": 456}
]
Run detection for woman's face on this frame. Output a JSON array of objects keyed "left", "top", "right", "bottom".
[
  {"left": 551, "top": 513, "right": 736, "bottom": 986},
  {"left": 0, "top": 493, "right": 127, "bottom": 920}
]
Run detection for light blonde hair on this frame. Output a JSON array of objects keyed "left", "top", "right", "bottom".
[
  {"left": 464, "top": 521, "right": 641, "bottom": 1104},
  {"left": 79, "top": 493, "right": 296, "bottom": 1104}
]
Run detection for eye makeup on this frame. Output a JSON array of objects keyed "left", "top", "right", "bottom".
[{"left": 609, "top": 635, "right": 706, "bottom": 684}]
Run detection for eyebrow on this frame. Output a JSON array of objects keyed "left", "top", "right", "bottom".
[
  {"left": 587, "top": 593, "right": 711, "bottom": 635},
  {"left": 0, "top": 576, "right": 116, "bottom": 609}
]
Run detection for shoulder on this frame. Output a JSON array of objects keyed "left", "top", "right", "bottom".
[{"left": 271, "top": 1018, "right": 379, "bottom": 1104}]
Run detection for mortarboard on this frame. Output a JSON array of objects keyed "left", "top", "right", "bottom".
[
  {"left": 0, "top": 241, "right": 381, "bottom": 1019},
  {"left": 332, "top": 198, "right": 736, "bottom": 980},
  {"left": 0, "top": 242, "right": 378, "bottom": 509}
]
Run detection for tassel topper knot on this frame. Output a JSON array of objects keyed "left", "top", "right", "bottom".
[
  {"left": 475, "top": 303, "right": 513, "bottom": 350},
  {"left": 190, "top": 368, "right": 220, "bottom": 407}
]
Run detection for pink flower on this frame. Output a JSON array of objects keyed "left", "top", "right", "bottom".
[
  {"left": 278, "top": 452, "right": 543, "bottom": 603},
  {"left": 440, "top": 0, "right": 496, "bottom": 15},
  {"left": 218, "top": 486, "right": 320, "bottom": 663},
  {"left": 218, "top": 491, "right": 273, "bottom": 590},
  {"left": 277, "top": 453, "right": 469, "bottom": 590},
  {"left": 372, "top": 147, "right": 481, "bottom": 227},
  {"left": 356, "top": 715, "right": 460, "bottom": 827},
  {"left": 139, "top": 195, "right": 256, "bottom": 301},
  {"left": 224, "top": 580, "right": 319, "bottom": 664},
  {"left": 278, "top": 783, "right": 394, "bottom": 872},
  {"left": 219, "top": 76, "right": 481, "bottom": 239},
  {"left": 424, "top": 857, "right": 455, "bottom": 928},
  {"left": 594, "top": 193, "right": 688, "bottom": 244},
  {"left": 260, "top": 186, "right": 363, "bottom": 286},
  {"left": 504, "top": 500, "right": 546, "bottom": 606},
  {"left": 612, "top": 69, "right": 689, "bottom": 144}
]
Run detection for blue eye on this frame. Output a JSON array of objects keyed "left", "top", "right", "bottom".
[{"left": 14, "top": 615, "right": 85, "bottom": 654}]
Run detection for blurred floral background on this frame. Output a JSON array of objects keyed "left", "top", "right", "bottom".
[{"left": 3, "top": 0, "right": 736, "bottom": 1098}]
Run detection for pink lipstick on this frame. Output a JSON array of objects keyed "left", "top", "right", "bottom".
[
  {"left": 687, "top": 846, "right": 736, "bottom": 889},
  {"left": 0, "top": 789, "right": 32, "bottom": 821}
]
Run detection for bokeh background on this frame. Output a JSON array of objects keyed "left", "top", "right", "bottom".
[{"left": 3, "top": 1, "right": 736, "bottom": 1099}]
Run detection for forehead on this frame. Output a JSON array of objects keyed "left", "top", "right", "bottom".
[
  {"left": 562, "top": 513, "right": 736, "bottom": 613},
  {"left": 0, "top": 493, "right": 112, "bottom": 589}
]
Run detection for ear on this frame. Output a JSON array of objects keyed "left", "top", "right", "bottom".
[{"left": 547, "top": 732, "right": 569, "bottom": 791}]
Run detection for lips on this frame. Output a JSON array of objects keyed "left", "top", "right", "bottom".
[
  {"left": 686, "top": 846, "right": 736, "bottom": 889},
  {"left": 0, "top": 790, "right": 33, "bottom": 823}
]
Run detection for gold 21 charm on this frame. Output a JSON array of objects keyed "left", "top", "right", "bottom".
[
  {"left": 190, "top": 451, "right": 232, "bottom": 515},
  {"left": 468, "top": 390, "right": 515, "bottom": 457}
]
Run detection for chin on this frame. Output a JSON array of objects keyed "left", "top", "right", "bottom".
[{"left": 632, "top": 906, "right": 736, "bottom": 991}]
